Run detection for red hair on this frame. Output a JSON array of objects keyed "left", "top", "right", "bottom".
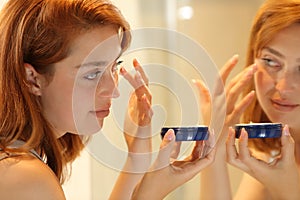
[{"left": 0, "top": 0, "right": 131, "bottom": 183}]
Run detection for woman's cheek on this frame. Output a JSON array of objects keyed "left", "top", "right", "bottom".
[{"left": 254, "top": 70, "right": 277, "bottom": 121}]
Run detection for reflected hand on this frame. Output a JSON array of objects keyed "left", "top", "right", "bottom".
[
  {"left": 194, "top": 55, "right": 258, "bottom": 200},
  {"left": 226, "top": 125, "right": 300, "bottom": 199},
  {"left": 193, "top": 55, "right": 257, "bottom": 145}
]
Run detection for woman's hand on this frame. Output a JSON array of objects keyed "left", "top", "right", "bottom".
[
  {"left": 120, "top": 58, "right": 152, "bottom": 154},
  {"left": 193, "top": 55, "right": 258, "bottom": 200},
  {"left": 121, "top": 58, "right": 152, "bottom": 128},
  {"left": 109, "top": 59, "right": 152, "bottom": 200},
  {"left": 193, "top": 55, "right": 257, "bottom": 144},
  {"left": 131, "top": 129, "right": 216, "bottom": 200},
  {"left": 226, "top": 125, "right": 300, "bottom": 199}
]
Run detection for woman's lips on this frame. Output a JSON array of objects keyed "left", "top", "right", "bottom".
[
  {"left": 92, "top": 109, "right": 110, "bottom": 118},
  {"left": 271, "top": 99, "right": 299, "bottom": 112}
]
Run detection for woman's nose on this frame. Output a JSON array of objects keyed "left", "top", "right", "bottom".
[
  {"left": 275, "top": 71, "right": 297, "bottom": 96},
  {"left": 97, "top": 70, "right": 120, "bottom": 98}
]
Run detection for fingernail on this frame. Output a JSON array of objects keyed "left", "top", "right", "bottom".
[
  {"left": 165, "top": 129, "right": 175, "bottom": 141},
  {"left": 120, "top": 67, "right": 126, "bottom": 74},
  {"left": 231, "top": 54, "right": 239, "bottom": 63},
  {"left": 133, "top": 58, "right": 140, "bottom": 65},
  {"left": 283, "top": 124, "right": 290, "bottom": 136},
  {"left": 240, "top": 128, "right": 247, "bottom": 138}
]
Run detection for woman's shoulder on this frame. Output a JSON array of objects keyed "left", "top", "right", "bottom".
[{"left": 0, "top": 154, "right": 66, "bottom": 200}]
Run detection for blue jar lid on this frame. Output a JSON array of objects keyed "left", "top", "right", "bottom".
[
  {"left": 161, "top": 125, "right": 209, "bottom": 141},
  {"left": 234, "top": 123, "right": 282, "bottom": 138}
]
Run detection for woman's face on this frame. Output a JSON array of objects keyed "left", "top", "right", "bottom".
[
  {"left": 40, "top": 26, "right": 122, "bottom": 137},
  {"left": 255, "top": 23, "right": 300, "bottom": 131}
]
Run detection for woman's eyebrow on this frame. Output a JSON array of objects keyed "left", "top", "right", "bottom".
[
  {"left": 74, "top": 61, "right": 109, "bottom": 68},
  {"left": 263, "top": 47, "right": 300, "bottom": 62},
  {"left": 263, "top": 47, "right": 285, "bottom": 58}
]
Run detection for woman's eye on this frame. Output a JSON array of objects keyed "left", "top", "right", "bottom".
[
  {"left": 260, "top": 58, "right": 280, "bottom": 68},
  {"left": 84, "top": 71, "right": 103, "bottom": 80}
]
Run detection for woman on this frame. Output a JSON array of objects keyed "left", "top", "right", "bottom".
[
  {"left": 0, "top": 0, "right": 215, "bottom": 199},
  {"left": 195, "top": 0, "right": 300, "bottom": 199},
  {"left": 227, "top": 0, "right": 300, "bottom": 199}
]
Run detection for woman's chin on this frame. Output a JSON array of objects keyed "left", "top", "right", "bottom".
[{"left": 74, "top": 122, "right": 103, "bottom": 136}]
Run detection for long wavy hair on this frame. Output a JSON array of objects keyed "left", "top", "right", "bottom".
[
  {"left": 0, "top": 0, "right": 131, "bottom": 183},
  {"left": 241, "top": 0, "right": 300, "bottom": 156}
]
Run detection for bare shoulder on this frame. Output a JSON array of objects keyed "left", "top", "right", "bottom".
[{"left": 0, "top": 155, "right": 66, "bottom": 200}]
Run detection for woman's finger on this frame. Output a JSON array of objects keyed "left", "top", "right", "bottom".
[
  {"left": 225, "top": 63, "right": 256, "bottom": 93},
  {"left": 151, "top": 129, "right": 176, "bottom": 171},
  {"left": 120, "top": 66, "right": 137, "bottom": 87},
  {"left": 121, "top": 66, "right": 146, "bottom": 90},
  {"left": 170, "top": 141, "right": 182, "bottom": 161},
  {"left": 280, "top": 125, "right": 296, "bottom": 163},
  {"left": 133, "top": 58, "right": 149, "bottom": 86},
  {"left": 192, "top": 79, "right": 211, "bottom": 104},
  {"left": 226, "top": 127, "right": 251, "bottom": 173},
  {"left": 226, "top": 64, "right": 257, "bottom": 113},
  {"left": 226, "top": 127, "right": 239, "bottom": 164},
  {"left": 192, "top": 79, "right": 212, "bottom": 125},
  {"left": 173, "top": 143, "right": 216, "bottom": 173},
  {"left": 227, "top": 91, "right": 256, "bottom": 125},
  {"left": 237, "top": 129, "right": 251, "bottom": 162},
  {"left": 219, "top": 54, "right": 239, "bottom": 84}
]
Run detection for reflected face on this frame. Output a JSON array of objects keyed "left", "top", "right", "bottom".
[
  {"left": 40, "top": 26, "right": 122, "bottom": 137},
  {"left": 255, "top": 23, "right": 300, "bottom": 129}
]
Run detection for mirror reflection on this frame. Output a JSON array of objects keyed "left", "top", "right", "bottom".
[
  {"left": 62, "top": 1, "right": 266, "bottom": 199},
  {"left": 63, "top": 0, "right": 266, "bottom": 199}
]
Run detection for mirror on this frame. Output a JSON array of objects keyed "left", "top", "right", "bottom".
[{"left": 60, "top": 0, "right": 266, "bottom": 199}]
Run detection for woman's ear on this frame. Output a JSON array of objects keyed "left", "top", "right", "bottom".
[{"left": 24, "top": 63, "right": 42, "bottom": 96}]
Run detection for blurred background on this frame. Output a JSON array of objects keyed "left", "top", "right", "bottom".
[{"left": 0, "top": 0, "right": 265, "bottom": 199}]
